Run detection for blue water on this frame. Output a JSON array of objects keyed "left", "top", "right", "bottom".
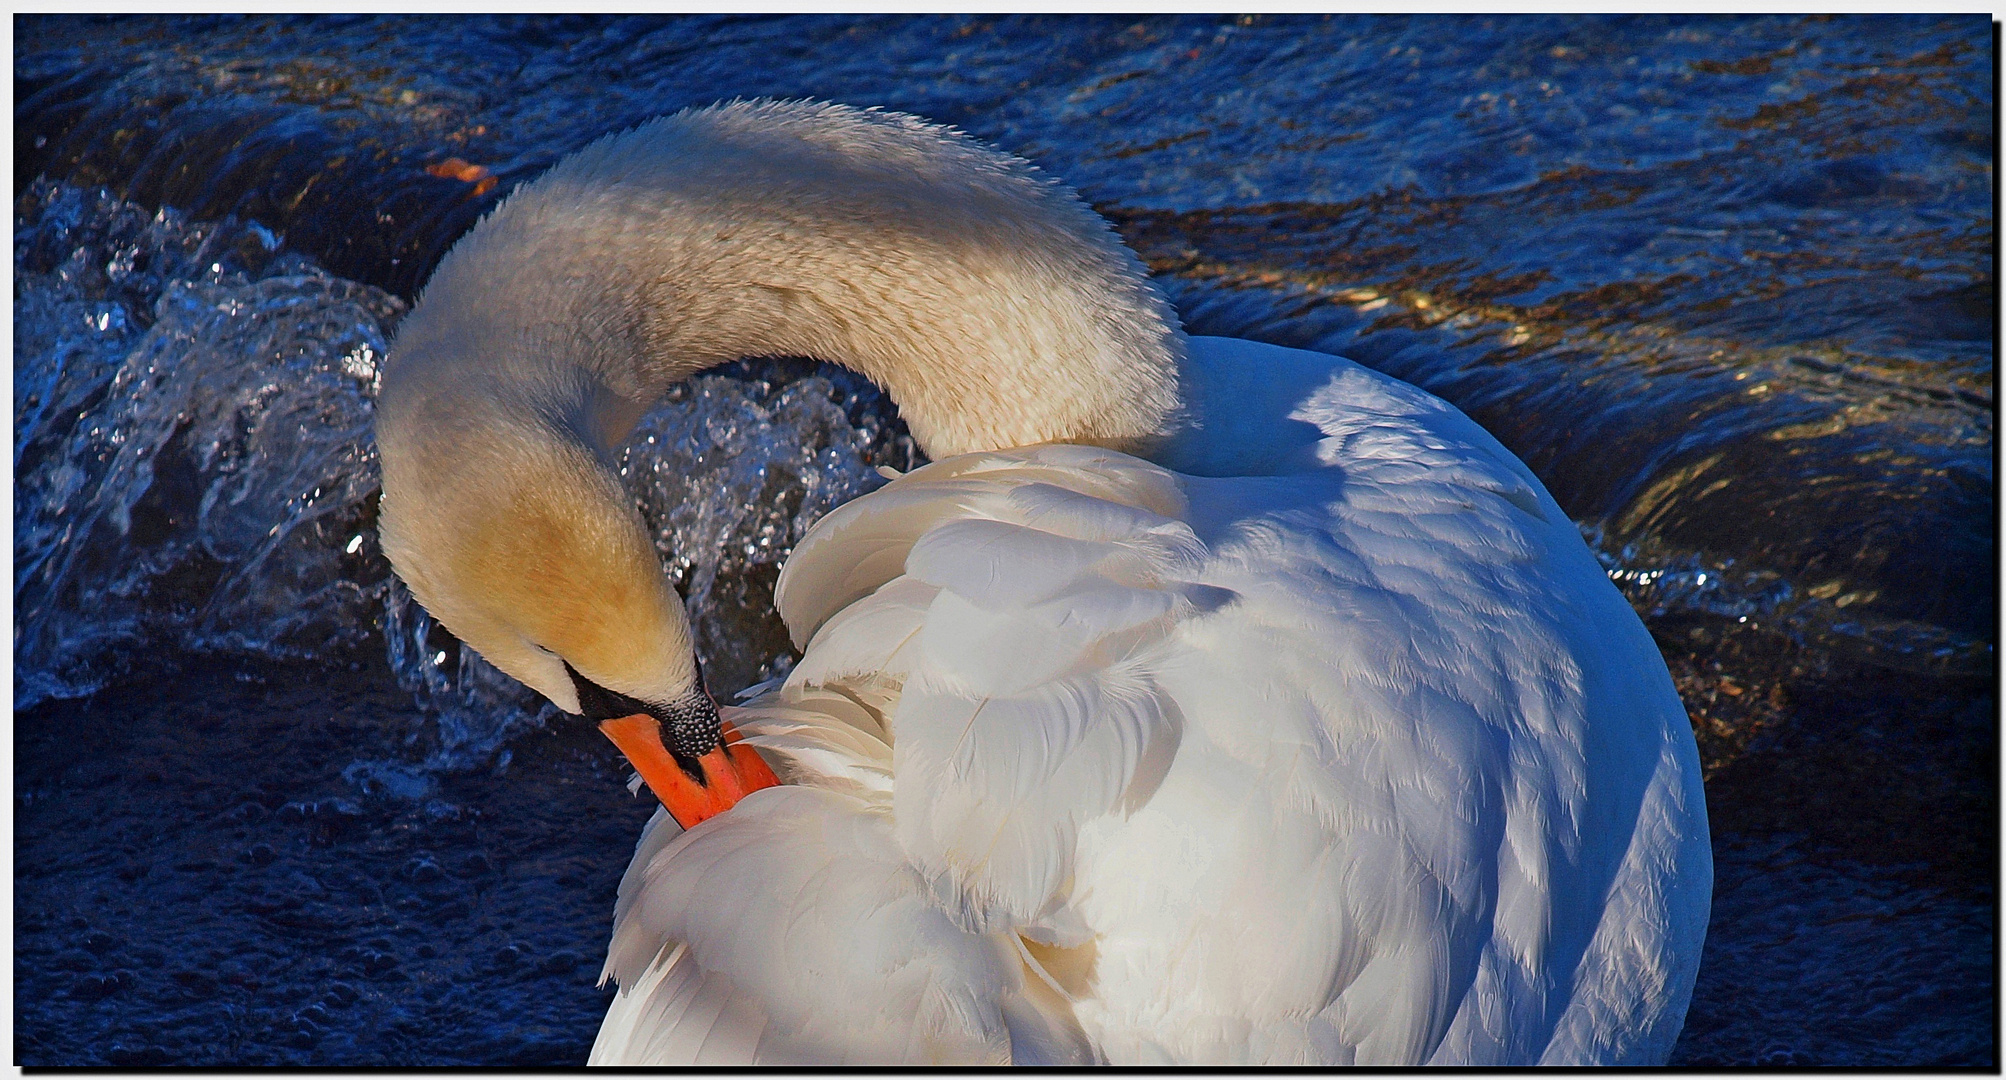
[{"left": 13, "top": 14, "right": 1994, "bottom": 1066}]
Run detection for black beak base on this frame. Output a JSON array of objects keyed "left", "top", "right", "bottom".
[{"left": 564, "top": 661, "right": 723, "bottom": 771}]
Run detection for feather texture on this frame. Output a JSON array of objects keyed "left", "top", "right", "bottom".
[
  {"left": 594, "top": 789, "right": 1027, "bottom": 1065},
  {"left": 375, "top": 100, "right": 1708, "bottom": 1067},
  {"left": 595, "top": 337, "right": 1709, "bottom": 1065}
]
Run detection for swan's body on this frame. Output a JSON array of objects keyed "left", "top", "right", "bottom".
[{"left": 374, "top": 101, "right": 1710, "bottom": 1066}]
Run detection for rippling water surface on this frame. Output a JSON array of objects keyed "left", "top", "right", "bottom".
[{"left": 14, "top": 14, "right": 1994, "bottom": 1066}]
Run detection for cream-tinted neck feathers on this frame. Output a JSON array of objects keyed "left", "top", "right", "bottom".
[{"left": 376, "top": 100, "right": 1188, "bottom": 714}]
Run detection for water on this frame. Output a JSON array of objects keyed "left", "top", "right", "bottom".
[{"left": 13, "top": 14, "right": 1993, "bottom": 1066}]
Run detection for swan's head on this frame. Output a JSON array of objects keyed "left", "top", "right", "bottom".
[
  {"left": 375, "top": 381, "right": 776, "bottom": 825},
  {"left": 370, "top": 95, "right": 1186, "bottom": 827}
]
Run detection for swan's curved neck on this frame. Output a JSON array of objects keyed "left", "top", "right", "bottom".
[
  {"left": 388, "top": 103, "right": 1189, "bottom": 462},
  {"left": 375, "top": 103, "right": 1191, "bottom": 717}
]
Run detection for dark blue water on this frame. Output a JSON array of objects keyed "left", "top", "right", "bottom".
[{"left": 14, "top": 14, "right": 1994, "bottom": 1066}]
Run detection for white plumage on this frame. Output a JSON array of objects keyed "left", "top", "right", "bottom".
[
  {"left": 369, "top": 99, "right": 1709, "bottom": 1068},
  {"left": 589, "top": 337, "right": 1711, "bottom": 1066}
]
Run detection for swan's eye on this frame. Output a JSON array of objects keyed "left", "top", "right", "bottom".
[
  {"left": 563, "top": 659, "right": 656, "bottom": 722},
  {"left": 563, "top": 660, "right": 721, "bottom": 764}
]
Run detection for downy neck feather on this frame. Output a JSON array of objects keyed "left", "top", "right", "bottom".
[{"left": 376, "top": 100, "right": 1188, "bottom": 713}]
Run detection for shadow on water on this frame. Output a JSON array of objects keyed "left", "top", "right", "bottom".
[
  {"left": 13, "top": 13, "right": 1995, "bottom": 1066},
  {"left": 15, "top": 655, "right": 654, "bottom": 1066}
]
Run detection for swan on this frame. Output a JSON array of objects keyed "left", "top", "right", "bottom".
[{"left": 373, "top": 100, "right": 1711, "bottom": 1066}]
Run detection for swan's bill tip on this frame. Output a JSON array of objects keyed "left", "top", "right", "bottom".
[{"left": 599, "top": 714, "right": 781, "bottom": 829}]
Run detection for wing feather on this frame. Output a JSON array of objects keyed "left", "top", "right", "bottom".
[
  {"left": 593, "top": 785, "right": 1044, "bottom": 1064},
  {"left": 776, "top": 446, "right": 1189, "bottom": 645},
  {"left": 597, "top": 340, "right": 1706, "bottom": 1067}
]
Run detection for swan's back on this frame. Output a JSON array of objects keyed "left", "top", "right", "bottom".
[{"left": 592, "top": 337, "right": 1710, "bottom": 1066}]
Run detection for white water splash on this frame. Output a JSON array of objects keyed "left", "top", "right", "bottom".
[{"left": 16, "top": 184, "right": 920, "bottom": 779}]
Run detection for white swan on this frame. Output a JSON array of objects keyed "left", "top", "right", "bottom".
[{"left": 374, "top": 100, "right": 1711, "bottom": 1066}]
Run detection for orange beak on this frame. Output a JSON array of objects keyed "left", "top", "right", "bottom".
[{"left": 597, "top": 714, "right": 782, "bottom": 829}]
